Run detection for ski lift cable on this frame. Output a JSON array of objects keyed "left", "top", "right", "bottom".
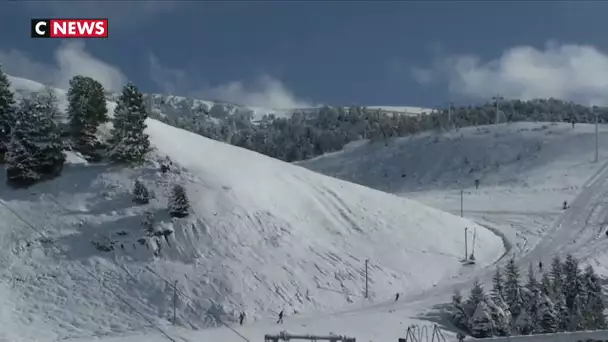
[
  {"left": 45, "top": 195, "right": 250, "bottom": 342},
  {"left": 0, "top": 198, "right": 180, "bottom": 342}
]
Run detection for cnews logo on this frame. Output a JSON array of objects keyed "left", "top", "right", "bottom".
[{"left": 31, "top": 19, "right": 108, "bottom": 38}]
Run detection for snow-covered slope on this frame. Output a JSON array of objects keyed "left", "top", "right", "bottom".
[
  {"left": 0, "top": 77, "right": 503, "bottom": 341},
  {"left": 300, "top": 122, "right": 608, "bottom": 254}
]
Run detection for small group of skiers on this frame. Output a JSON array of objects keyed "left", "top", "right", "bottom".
[{"left": 237, "top": 309, "right": 285, "bottom": 326}]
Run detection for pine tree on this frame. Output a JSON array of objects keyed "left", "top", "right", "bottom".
[
  {"left": 33, "top": 90, "right": 65, "bottom": 177},
  {"left": 466, "top": 279, "right": 485, "bottom": 317},
  {"left": 581, "top": 265, "right": 606, "bottom": 330},
  {"left": 488, "top": 292, "right": 512, "bottom": 336},
  {"left": 550, "top": 255, "right": 563, "bottom": 296},
  {"left": 6, "top": 99, "right": 41, "bottom": 186},
  {"left": 168, "top": 184, "right": 190, "bottom": 218},
  {"left": 492, "top": 266, "right": 504, "bottom": 300},
  {"left": 0, "top": 65, "right": 16, "bottom": 162},
  {"left": 562, "top": 254, "right": 584, "bottom": 331},
  {"left": 469, "top": 300, "right": 495, "bottom": 338},
  {"left": 108, "top": 82, "right": 150, "bottom": 164},
  {"left": 504, "top": 258, "right": 524, "bottom": 319},
  {"left": 540, "top": 272, "right": 552, "bottom": 297},
  {"left": 554, "top": 291, "right": 569, "bottom": 332},
  {"left": 67, "top": 75, "right": 108, "bottom": 160},
  {"left": 132, "top": 179, "right": 150, "bottom": 204},
  {"left": 522, "top": 263, "right": 541, "bottom": 334},
  {"left": 537, "top": 293, "right": 558, "bottom": 333},
  {"left": 451, "top": 289, "right": 469, "bottom": 330}
]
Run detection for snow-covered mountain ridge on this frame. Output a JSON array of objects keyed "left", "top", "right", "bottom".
[
  {"left": 7, "top": 75, "right": 433, "bottom": 123},
  {"left": 0, "top": 75, "right": 499, "bottom": 341}
]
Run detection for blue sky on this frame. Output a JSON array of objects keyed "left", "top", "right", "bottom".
[{"left": 1, "top": 1, "right": 608, "bottom": 109}]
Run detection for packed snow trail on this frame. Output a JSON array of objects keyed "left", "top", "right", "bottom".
[{"left": 333, "top": 157, "right": 608, "bottom": 318}]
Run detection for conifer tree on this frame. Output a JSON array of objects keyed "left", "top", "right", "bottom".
[
  {"left": 0, "top": 65, "right": 16, "bottom": 162},
  {"left": 581, "top": 265, "right": 606, "bottom": 330},
  {"left": 168, "top": 184, "right": 190, "bottom": 218},
  {"left": 132, "top": 179, "right": 150, "bottom": 204},
  {"left": 550, "top": 255, "right": 564, "bottom": 296},
  {"left": 492, "top": 266, "right": 504, "bottom": 300},
  {"left": 5, "top": 100, "right": 39, "bottom": 186},
  {"left": 537, "top": 293, "right": 558, "bottom": 333},
  {"left": 504, "top": 258, "right": 523, "bottom": 319},
  {"left": 34, "top": 92, "right": 65, "bottom": 177},
  {"left": 451, "top": 290, "right": 469, "bottom": 330},
  {"left": 108, "top": 82, "right": 150, "bottom": 163},
  {"left": 5, "top": 96, "right": 64, "bottom": 186},
  {"left": 67, "top": 75, "right": 108, "bottom": 160},
  {"left": 469, "top": 300, "right": 495, "bottom": 338},
  {"left": 562, "top": 254, "right": 584, "bottom": 331}
]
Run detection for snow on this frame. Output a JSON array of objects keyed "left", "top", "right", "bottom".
[
  {"left": 0, "top": 77, "right": 505, "bottom": 341},
  {"left": 366, "top": 106, "right": 435, "bottom": 116},
  {"left": 7, "top": 74, "right": 608, "bottom": 342}
]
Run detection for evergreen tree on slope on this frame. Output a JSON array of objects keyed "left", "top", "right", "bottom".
[
  {"left": 5, "top": 96, "right": 65, "bottom": 186},
  {"left": 519, "top": 263, "right": 541, "bottom": 334},
  {"left": 33, "top": 91, "right": 65, "bottom": 177},
  {"left": 168, "top": 184, "right": 190, "bottom": 218},
  {"left": 0, "top": 65, "right": 16, "bottom": 162},
  {"left": 469, "top": 300, "right": 495, "bottom": 338},
  {"left": 492, "top": 266, "right": 505, "bottom": 300},
  {"left": 550, "top": 255, "right": 564, "bottom": 297},
  {"left": 537, "top": 292, "right": 558, "bottom": 333},
  {"left": 504, "top": 258, "right": 524, "bottom": 319},
  {"left": 67, "top": 75, "right": 108, "bottom": 159},
  {"left": 466, "top": 279, "right": 485, "bottom": 318},
  {"left": 5, "top": 100, "right": 39, "bottom": 186},
  {"left": 489, "top": 266, "right": 512, "bottom": 336},
  {"left": 451, "top": 289, "right": 469, "bottom": 330},
  {"left": 562, "top": 254, "right": 584, "bottom": 331},
  {"left": 582, "top": 265, "right": 606, "bottom": 330},
  {"left": 108, "top": 82, "right": 150, "bottom": 164}
]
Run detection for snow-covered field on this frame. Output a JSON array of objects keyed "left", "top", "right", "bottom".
[{"left": 0, "top": 77, "right": 504, "bottom": 342}]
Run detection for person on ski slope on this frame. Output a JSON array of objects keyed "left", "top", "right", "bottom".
[{"left": 277, "top": 310, "right": 284, "bottom": 324}]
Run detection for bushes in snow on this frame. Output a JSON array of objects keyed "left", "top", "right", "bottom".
[{"left": 448, "top": 255, "right": 605, "bottom": 338}]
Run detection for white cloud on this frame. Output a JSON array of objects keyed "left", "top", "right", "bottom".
[
  {"left": 201, "top": 76, "right": 312, "bottom": 109},
  {"left": 148, "top": 54, "right": 312, "bottom": 109},
  {"left": 0, "top": 41, "right": 126, "bottom": 92},
  {"left": 412, "top": 42, "right": 608, "bottom": 106}
]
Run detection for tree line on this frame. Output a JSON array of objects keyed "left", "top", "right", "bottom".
[
  {"left": 450, "top": 255, "right": 606, "bottom": 338},
  {"left": 0, "top": 66, "right": 151, "bottom": 187},
  {"left": 150, "top": 97, "right": 608, "bottom": 163}
]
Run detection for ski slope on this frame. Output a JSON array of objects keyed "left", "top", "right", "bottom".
[
  {"left": 295, "top": 122, "right": 608, "bottom": 335},
  {"left": 0, "top": 78, "right": 505, "bottom": 341}
]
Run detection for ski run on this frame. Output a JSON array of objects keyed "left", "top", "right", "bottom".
[{"left": 1, "top": 75, "right": 608, "bottom": 342}]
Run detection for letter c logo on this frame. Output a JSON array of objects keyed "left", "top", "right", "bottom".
[{"left": 35, "top": 21, "right": 47, "bottom": 36}]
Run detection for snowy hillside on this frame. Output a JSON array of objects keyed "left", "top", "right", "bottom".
[{"left": 0, "top": 77, "right": 503, "bottom": 341}]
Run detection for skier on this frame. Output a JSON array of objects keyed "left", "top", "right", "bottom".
[
  {"left": 538, "top": 261, "right": 543, "bottom": 272},
  {"left": 239, "top": 312, "right": 245, "bottom": 326},
  {"left": 277, "top": 310, "right": 284, "bottom": 324},
  {"left": 563, "top": 201, "right": 568, "bottom": 210},
  {"left": 395, "top": 292, "right": 400, "bottom": 302}
]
